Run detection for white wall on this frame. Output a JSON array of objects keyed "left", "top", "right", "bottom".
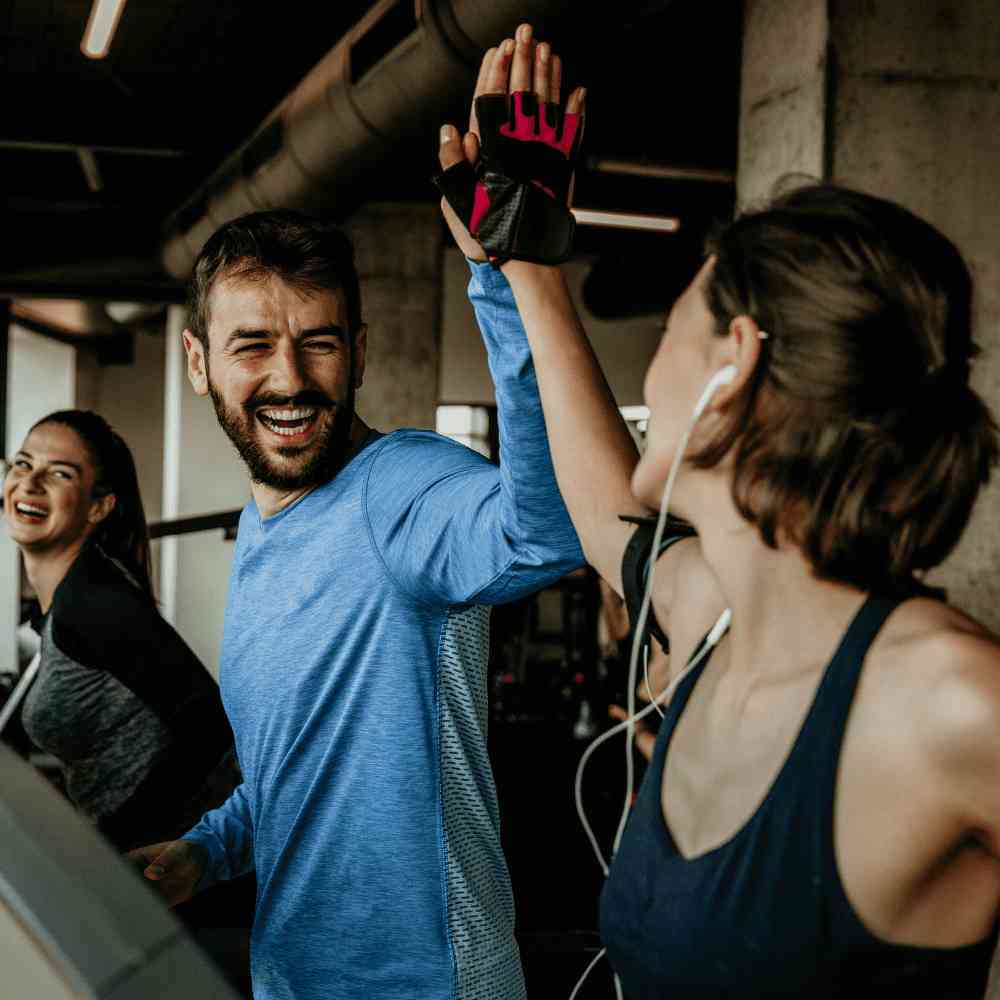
[
  {"left": 161, "top": 306, "right": 249, "bottom": 679},
  {"left": 7, "top": 326, "right": 77, "bottom": 452},
  {"left": 2, "top": 326, "right": 77, "bottom": 675},
  {"left": 439, "top": 248, "right": 663, "bottom": 407},
  {"left": 92, "top": 331, "right": 167, "bottom": 525}
]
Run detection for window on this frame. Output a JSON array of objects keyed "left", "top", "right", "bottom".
[
  {"left": 619, "top": 404, "right": 649, "bottom": 448},
  {"left": 436, "top": 405, "right": 493, "bottom": 460}
]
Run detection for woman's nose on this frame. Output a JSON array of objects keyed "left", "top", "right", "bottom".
[{"left": 23, "top": 470, "right": 47, "bottom": 492}]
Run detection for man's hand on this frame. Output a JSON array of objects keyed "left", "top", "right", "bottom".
[
  {"left": 437, "top": 23, "right": 585, "bottom": 265},
  {"left": 126, "top": 839, "right": 208, "bottom": 908}
]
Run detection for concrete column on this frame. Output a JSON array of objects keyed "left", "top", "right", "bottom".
[
  {"left": 343, "top": 203, "right": 443, "bottom": 431},
  {"left": 739, "top": 0, "right": 1000, "bottom": 631}
]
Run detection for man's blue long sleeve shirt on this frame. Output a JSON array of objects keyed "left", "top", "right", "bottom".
[{"left": 182, "top": 262, "right": 584, "bottom": 1000}]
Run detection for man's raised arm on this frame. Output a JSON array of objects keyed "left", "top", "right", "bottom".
[{"left": 435, "top": 26, "right": 646, "bottom": 597}]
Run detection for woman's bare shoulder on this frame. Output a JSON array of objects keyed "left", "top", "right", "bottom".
[{"left": 874, "top": 599, "right": 1000, "bottom": 805}]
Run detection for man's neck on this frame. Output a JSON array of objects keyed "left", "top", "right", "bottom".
[
  {"left": 23, "top": 539, "right": 89, "bottom": 614},
  {"left": 251, "top": 416, "right": 372, "bottom": 519}
]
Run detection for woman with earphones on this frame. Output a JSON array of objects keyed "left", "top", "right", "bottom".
[{"left": 437, "top": 25, "right": 1000, "bottom": 998}]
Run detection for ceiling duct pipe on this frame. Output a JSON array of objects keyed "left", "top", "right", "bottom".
[{"left": 161, "top": 0, "right": 607, "bottom": 280}]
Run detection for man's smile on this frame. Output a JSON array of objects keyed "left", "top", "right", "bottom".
[{"left": 255, "top": 405, "right": 323, "bottom": 443}]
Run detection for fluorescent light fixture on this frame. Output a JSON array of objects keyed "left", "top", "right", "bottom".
[
  {"left": 81, "top": 0, "right": 128, "bottom": 60},
  {"left": 571, "top": 208, "right": 681, "bottom": 233},
  {"left": 588, "top": 157, "right": 735, "bottom": 186}
]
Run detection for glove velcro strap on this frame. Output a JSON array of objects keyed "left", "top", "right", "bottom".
[{"left": 476, "top": 171, "right": 576, "bottom": 265}]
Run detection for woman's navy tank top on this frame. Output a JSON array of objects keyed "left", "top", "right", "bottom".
[{"left": 600, "top": 594, "right": 998, "bottom": 998}]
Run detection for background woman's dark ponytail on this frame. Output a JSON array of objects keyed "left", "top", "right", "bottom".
[{"left": 32, "top": 410, "right": 154, "bottom": 600}]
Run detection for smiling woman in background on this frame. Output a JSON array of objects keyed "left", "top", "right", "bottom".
[{"left": 2, "top": 409, "right": 233, "bottom": 852}]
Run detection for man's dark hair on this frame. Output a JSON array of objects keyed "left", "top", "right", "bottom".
[{"left": 187, "top": 210, "right": 362, "bottom": 349}]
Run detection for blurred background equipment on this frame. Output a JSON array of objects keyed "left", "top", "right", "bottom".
[{"left": 0, "top": 741, "right": 241, "bottom": 999}]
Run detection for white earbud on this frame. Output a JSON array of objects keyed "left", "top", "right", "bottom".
[{"left": 691, "top": 364, "right": 738, "bottom": 422}]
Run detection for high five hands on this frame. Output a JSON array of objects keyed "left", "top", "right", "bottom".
[{"left": 436, "top": 23, "right": 586, "bottom": 266}]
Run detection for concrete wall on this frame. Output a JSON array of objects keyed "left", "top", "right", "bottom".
[
  {"left": 344, "top": 202, "right": 443, "bottom": 431},
  {"left": 739, "top": 0, "right": 1000, "bottom": 630},
  {"left": 440, "top": 248, "right": 662, "bottom": 408},
  {"left": 738, "top": 0, "right": 829, "bottom": 209}
]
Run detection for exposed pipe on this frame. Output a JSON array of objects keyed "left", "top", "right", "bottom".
[{"left": 160, "top": 0, "right": 623, "bottom": 279}]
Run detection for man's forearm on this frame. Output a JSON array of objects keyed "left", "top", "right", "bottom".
[
  {"left": 501, "top": 261, "right": 644, "bottom": 592},
  {"left": 181, "top": 783, "right": 255, "bottom": 889},
  {"left": 466, "top": 261, "right": 583, "bottom": 592}
]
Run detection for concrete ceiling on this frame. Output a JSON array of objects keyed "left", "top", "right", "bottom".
[{"left": 0, "top": 0, "right": 741, "bottom": 312}]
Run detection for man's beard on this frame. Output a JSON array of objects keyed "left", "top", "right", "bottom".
[{"left": 208, "top": 379, "right": 357, "bottom": 491}]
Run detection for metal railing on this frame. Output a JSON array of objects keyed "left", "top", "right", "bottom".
[{"left": 148, "top": 509, "right": 241, "bottom": 541}]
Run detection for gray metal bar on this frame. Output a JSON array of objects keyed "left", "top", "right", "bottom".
[
  {"left": 148, "top": 509, "right": 241, "bottom": 541},
  {"left": 77, "top": 149, "right": 103, "bottom": 193}
]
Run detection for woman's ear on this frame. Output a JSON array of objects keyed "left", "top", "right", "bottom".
[
  {"left": 711, "top": 315, "right": 766, "bottom": 407},
  {"left": 89, "top": 492, "right": 117, "bottom": 527}
]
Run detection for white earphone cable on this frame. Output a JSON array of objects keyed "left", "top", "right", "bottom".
[{"left": 569, "top": 367, "right": 736, "bottom": 1000}]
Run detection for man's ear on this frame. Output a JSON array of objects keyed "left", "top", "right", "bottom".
[
  {"left": 88, "top": 492, "right": 116, "bottom": 527},
  {"left": 352, "top": 324, "right": 368, "bottom": 390},
  {"left": 182, "top": 329, "right": 210, "bottom": 397}
]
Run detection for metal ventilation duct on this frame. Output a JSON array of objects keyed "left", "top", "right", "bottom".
[{"left": 161, "top": 0, "right": 601, "bottom": 279}]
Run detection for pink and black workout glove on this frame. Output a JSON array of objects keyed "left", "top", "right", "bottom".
[{"left": 434, "top": 91, "right": 583, "bottom": 266}]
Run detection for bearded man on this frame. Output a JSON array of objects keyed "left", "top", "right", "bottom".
[{"left": 128, "top": 209, "right": 582, "bottom": 1000}]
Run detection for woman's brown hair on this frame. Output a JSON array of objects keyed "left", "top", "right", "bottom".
[{"left": 693, "top": 184, "right": 998, "bottom": 593}]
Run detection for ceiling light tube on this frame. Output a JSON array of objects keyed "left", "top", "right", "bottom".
[
  {"left": 587, "top": 158, "right": 735, "bottom": 185},
  {"left": 571, "top": 208, "right": 681, "bottom": 233},
  {"left": 81, "top": 0, "right": 128, "bottom": 60}
]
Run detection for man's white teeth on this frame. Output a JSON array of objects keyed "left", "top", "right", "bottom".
[
  {"left": 260, "top": 407, "right": 317, "bottom": 421},
  {"left": 16, "top": 502, "right": 47, "bottom": 516},
  {"left": 257, "top": 406, "right": 319, "bottom": 437}
]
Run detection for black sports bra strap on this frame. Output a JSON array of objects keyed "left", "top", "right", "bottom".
[
  {"left": 821, "top": 594, "right": 903, "bottom": 708},
  {"left": 619, "top": 515, "right": 697, "bottom": 652}
]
